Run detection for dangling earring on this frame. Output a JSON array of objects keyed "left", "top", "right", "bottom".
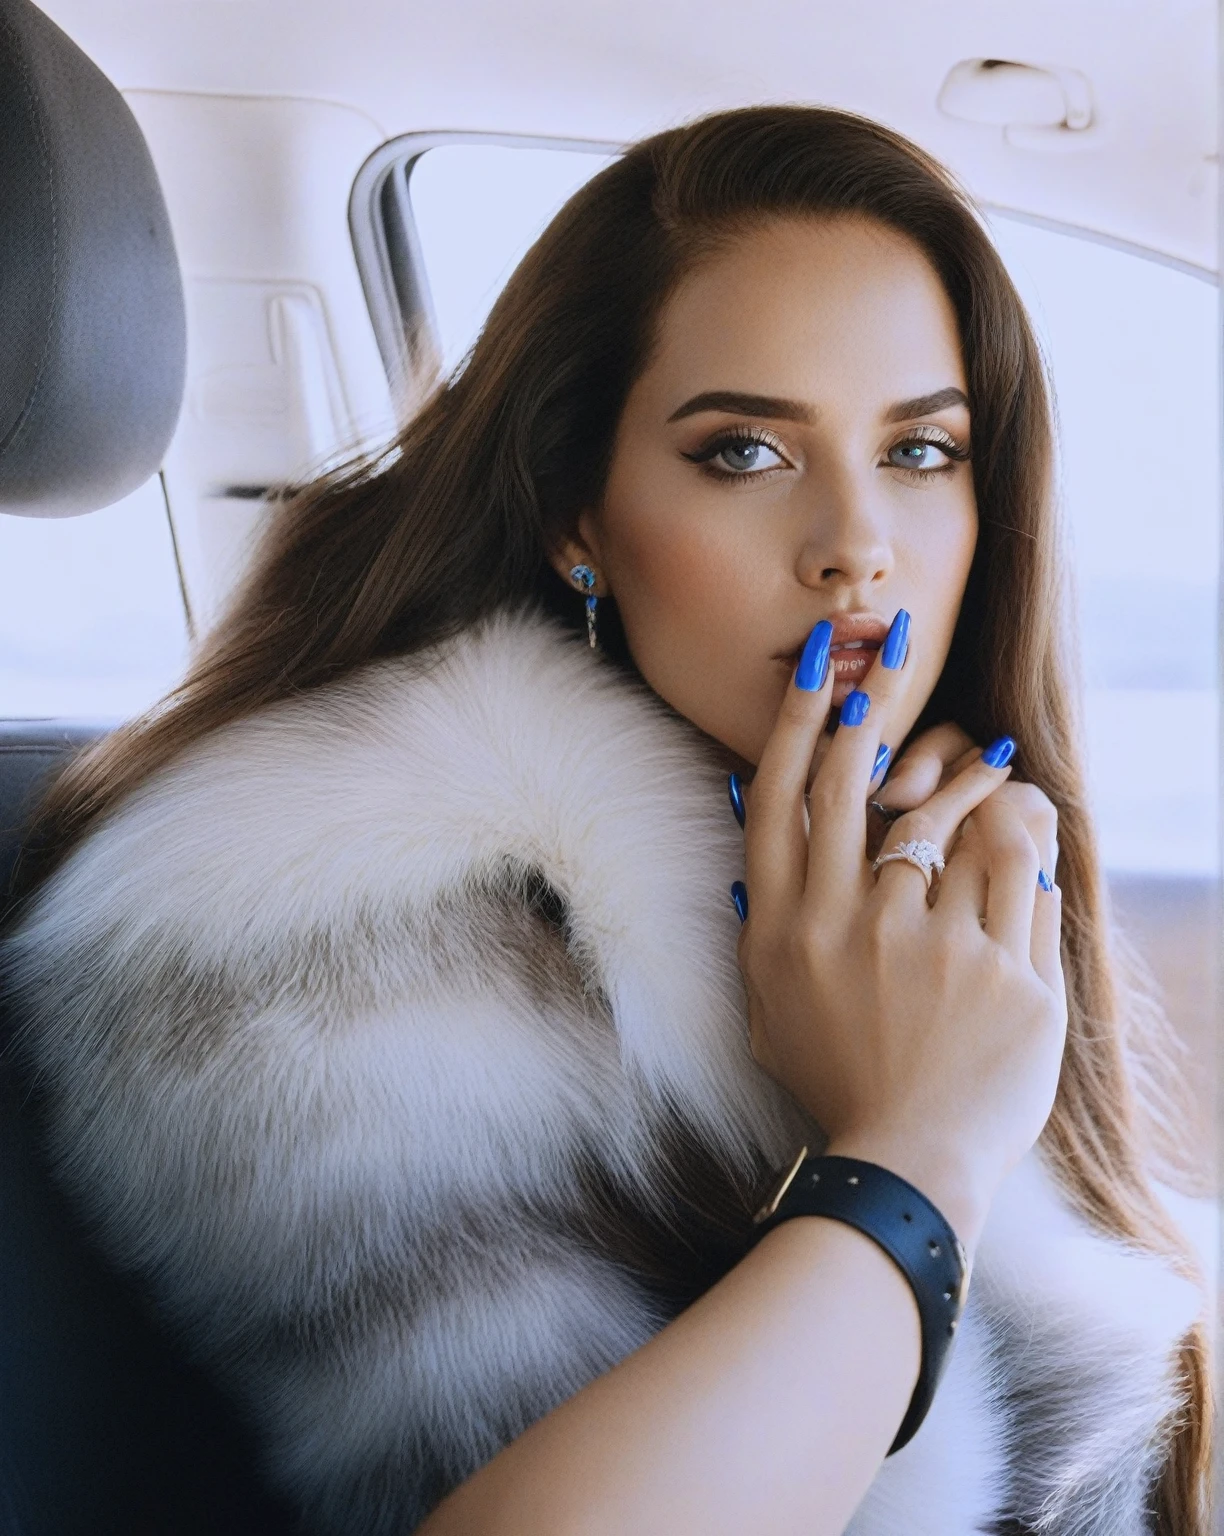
[{"left": 569, "top": 563, "right": 598, "bottom": 649}]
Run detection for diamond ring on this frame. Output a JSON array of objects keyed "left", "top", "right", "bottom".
[{"left": 871, "top": 838, "right": 946, "bottom": 891}]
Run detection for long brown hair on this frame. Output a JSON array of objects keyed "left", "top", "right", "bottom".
[{"left": 9, "top": 106, "right": 1209, "bottom": 1527}]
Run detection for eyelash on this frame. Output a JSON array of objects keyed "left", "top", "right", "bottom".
[
  {"left": 681, "top": 428, "right": 791, "bottom": 484},
  {"left": 681, "top": 424, "right": 972, "bottom": 485},
  {"left": 888, "top": 426, "right": 972, "bottom": 482}
]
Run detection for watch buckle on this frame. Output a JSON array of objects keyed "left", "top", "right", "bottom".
[{"left": 753, "top": 1145, "right": 809, "bottom": 1224}]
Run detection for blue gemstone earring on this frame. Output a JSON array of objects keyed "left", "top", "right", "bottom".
[{"left": 570, "top": 563, "right": 598, "bottom": 649}]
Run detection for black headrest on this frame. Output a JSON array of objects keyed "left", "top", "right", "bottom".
[{"left": 0, "top": 0, "right": 185, "bottom": 518}]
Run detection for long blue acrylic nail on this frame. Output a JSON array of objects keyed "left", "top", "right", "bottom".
[
  {"left": 881, "top": 609, "right": 911, "bottom": 670},
  {"left": 1037, "top": 868, "right": 1054, "bottom": 892},
  {"left": 795, "top": 620, "right": 833, "bottom": 691},
  {"left": 730, "top": 881, "right": 749, "bottom": 924},
  {"left": 728, "top": 772, "right": 746, "bottom": 829},
  {"left": 839, "top": 690, "right": 870, "bottom": 728},
  {"left": 982, "top": 735, "right": 1016, "bottom": 769},
  {"left": 871, "top": 744, "right": 891, "bottom": 782}
]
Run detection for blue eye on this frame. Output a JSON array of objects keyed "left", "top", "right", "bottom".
[
  {"left": 684, "top": 430, "right": 790, "bottom": 480},
  {"left": 715, "top": 439, "right": 785, "bottom": 474},
  {"left": 885, "top": 432, "right": 969, "bottom": 475},
  {"left": 889, "top": 441, "right": 950, "bottom": 470}
]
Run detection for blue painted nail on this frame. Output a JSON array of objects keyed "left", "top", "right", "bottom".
[
  {"left": 839, "top": 690, "right": 870, "bottom": 728},
  {"left": 728, "top": 772, "right": 746, "bottom": 829},
  {"left": 795, "top": 620, "right": 833, "bottom": 691},
  {"left": 872, "top": 744, "right": 891, "bottom": 782},
  {"left": 730, "top": 881, "right": 748, "bottom": 924},
  {"left": 881, "top": 609, "right": 911, "bottom": 670},
  {"left": 981, "top": 736, "right": 1016, "bottom": 769},
  {"left": 1038, "top": 868, "right": 1054, "bottom": 892}
]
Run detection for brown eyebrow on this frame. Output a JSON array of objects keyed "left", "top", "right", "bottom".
[
  {"left": 666, "top": 391, "right": 815, "bottom": 425},
  {"left": 885, "top": 387, "right": 969, "bottom": 422},
  {"left": 667, "top": 386, "right": 969, "bottom": 427}
]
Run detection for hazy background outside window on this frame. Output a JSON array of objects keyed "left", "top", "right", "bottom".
[{"left": 0, "top": 477, "right": 190, "bottom": 721}]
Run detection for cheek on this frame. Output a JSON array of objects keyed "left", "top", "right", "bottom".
[
  {"left": 613, "top": 518, "right": 734, "bottom": 630},
  {"left": 898, "top": 490, "right": 977, "bottom": 616},
  {"left": 893, "top": 499, "right": 979, "bottom": 728},
  {"left": 601, "top": 475, "right": 766, "bottom": 649},
  {"left": 597, "top": 473, "right": 782, "bottom": 757}
]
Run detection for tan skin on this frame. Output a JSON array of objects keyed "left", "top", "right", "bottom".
[
  {"left": 422, "top": 216, "right": 1066, "bottom": 1536},
  {"left": 570, "top": 215, "right": 976, "bottom": 773}
]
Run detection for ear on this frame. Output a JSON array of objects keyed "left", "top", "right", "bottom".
[{"left": 546, "top": 510, "right": 609, "bottom": 596}]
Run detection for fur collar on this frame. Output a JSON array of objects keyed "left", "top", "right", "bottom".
[{"left": 5, "top": 609, "right": 1201, "bottom": 1535}]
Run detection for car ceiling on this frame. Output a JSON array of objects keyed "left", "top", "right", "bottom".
[{"left": 36, "top": 0, "right": 1219, "bottom": 276}]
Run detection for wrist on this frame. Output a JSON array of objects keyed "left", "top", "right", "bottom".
[
  {"left": 752, "top": 1150, "right": 970, "bottom": 1455},
  {"left": 821, "top": 1131, "right": 993, "bottom": 1256}
]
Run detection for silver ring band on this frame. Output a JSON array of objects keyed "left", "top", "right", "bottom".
[{"left": 872, "top": 838, "right": 946, "bottom": 891}]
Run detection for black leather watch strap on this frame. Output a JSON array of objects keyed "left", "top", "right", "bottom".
[{"left": 752, "top": 1152, "right": 968, "bottom": 1454}]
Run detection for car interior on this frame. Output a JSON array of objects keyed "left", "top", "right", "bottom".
[{"left": 0, "top": 0, "right": 1217, "bottom": 1530}]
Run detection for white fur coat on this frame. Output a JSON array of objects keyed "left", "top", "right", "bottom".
[{"left": 2, "top": 612, "right": 1201, "bottom": 1534}]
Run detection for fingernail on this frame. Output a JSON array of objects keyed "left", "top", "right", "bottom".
[
  {"left": 728, "top": 772, "right": 746, "bottom": 829},
  {"left": 982, "top": 735, "right": 1015, "bottom": 769},
  {"left": 871, "top": 744, "right": 891, "bottom": 782},
  {"left": 839, "top": 690, "right": 870, "bottom": 728},
  {"left": 730, "top": 881, "right": 748, "bottom": 924},
  {"left": 795, "top": 620, "right": 833, "bottom": 691},
  {"left": 881, "top": 609, "right": 911, "bottom": 670},
  {"left": 1037, "top": 868, "right": 1054, "bottom": 892}
]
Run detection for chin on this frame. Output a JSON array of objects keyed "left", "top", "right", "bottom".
[{"left": 696, "top": 712, "right": 771, "bottom": 771}]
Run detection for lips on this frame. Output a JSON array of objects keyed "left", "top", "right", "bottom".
[
  {"left": 830, "top": 638, "right": 880, "bottom": 683},
  {"left": 775, "top": 613, "right": 891, "bottom": 701}
]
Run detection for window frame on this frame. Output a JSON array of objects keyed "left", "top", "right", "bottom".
[
  {"left": 348, "top": 131, "right": 621, "bottom": 408},
  {"left": 349, "top": 130, "right": 1216, "bottom": 413}
]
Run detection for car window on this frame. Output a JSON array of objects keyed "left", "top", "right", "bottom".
[
  {"left": 990, "top": 218, "right": 1218, "bottom": 879},
  {"left": 0, "top": 475, "right": 191, "bottom": 721},
  {"left": 407, "top": 143, "right": 618, "bottom": 375}
]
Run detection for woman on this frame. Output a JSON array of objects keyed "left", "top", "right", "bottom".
[{"left": 1, "top": 107, "right": 1207, "bottom": 1533}]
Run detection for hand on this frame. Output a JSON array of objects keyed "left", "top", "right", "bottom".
[
  {"left": 867, "top": 725, "right": 1061, "bottom": 892},
  {"left": 735, "top": 620, "right": 1067, "bottom": 1250},
  {"left": 872, "top": 721, "right": 979, "bottom": 810},
  {"left": 862, "top": 721, "right": 977, "bottom": 862}
]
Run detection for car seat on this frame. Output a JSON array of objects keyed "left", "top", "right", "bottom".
[{"left": 0, "top": 1, "right": 299, "bottom": 1529}]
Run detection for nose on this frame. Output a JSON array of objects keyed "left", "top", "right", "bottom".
[{"left": 793, "top": 463, "right": 893, "bottom": 594}]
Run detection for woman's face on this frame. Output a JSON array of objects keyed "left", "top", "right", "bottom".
[{"left": 555, "top": 215, "right": 978, "bottom": 772}]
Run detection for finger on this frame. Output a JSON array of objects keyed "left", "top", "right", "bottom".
[
  {"left": 745, "top": 620, "right": 835, "bottom": 916},
  {"left": 945, "top": 744, "right": 984, "bottom": 787},
  {"left": 1030, "top": 877, "right": 1065, "bottom": 1001},
  {"left": 991, "top": 780, "right": 1060, "bottom": 891},
  {"left": 976, "top": 801, "right": 1042, "bottom": 957},
  {"left": 871, "top": 722, "right": 975, "bottom": 811},
  {"left": 931, "top": 815, "right": 988, "bottom": 922},
  {"left": 871, "top": 738, "right": 1016, "bottom": 906},
  {"left": 804, "top": 608, "right": 921, "bottom": 897},
  {"left": 805, "top": 609, "right": 913, "bottom": 896},
  {"left": 981, "top": 780, "right": 1061, "bottom": 963}
]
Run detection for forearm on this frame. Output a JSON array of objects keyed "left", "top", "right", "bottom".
[{"left": 420, "top": 1215, "right": 920, "bottom": 1536}]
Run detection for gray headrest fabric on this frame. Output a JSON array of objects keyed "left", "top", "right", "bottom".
[{"left": 0, "top": 0, "right": 186, "bottom": 517}]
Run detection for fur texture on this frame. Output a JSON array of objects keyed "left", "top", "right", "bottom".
[{"left": 3, "top": 611, "right": 1201, "bottom": 1534}]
